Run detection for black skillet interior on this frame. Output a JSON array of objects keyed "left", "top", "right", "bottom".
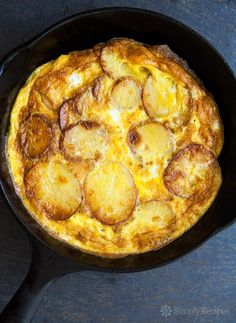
[{"left": 0, "top": 8, "right": 236, "bottom": 272}]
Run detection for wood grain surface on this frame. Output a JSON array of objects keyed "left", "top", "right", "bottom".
[{"left": 0, "top": 1, "right": 235, "bottom": 322}]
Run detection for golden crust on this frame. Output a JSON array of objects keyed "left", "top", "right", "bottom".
[
  {"left": 66, "top": 46, "right": 102, "bottom": 68},
  {"left": 176, "top": 95, "right": 223, "bottom": 157},
  {"left": 195, "top": 95, "right": 224, "bottom": 156},
  {"left": 7, "top": 38, "right": 223, "bottom": 258},
  {"left": 29, "top": 48, "right": 103, "bottom": 114},
  {"left": 148, "top": 45, "right": 201, "bottom": 89}
]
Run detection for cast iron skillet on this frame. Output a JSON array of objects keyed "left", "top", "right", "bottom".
[{"left": 0, "top": 7, "right": 236, "bottom": 323}]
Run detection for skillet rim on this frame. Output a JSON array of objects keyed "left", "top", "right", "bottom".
[{"left": 0, "top": 7, "right": 235, "bottom": 80}]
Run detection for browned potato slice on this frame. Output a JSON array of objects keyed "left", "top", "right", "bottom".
[
  {"left": 84, "top": 162, "right": 137, "bottom": 225},
  {"left": 127, "top": 121, "right": 174, "bottom": 164},
  {"left": 100, "top": 48, "right": 132, "bottom": 79},
  {"left": 100, "top": 38, "right": 152, "bottom": 79},
  {"left": 122, "top": 200, "right": 176, "bottom": 251},
  {"left": 60, "top": 121, "right": 109, "bottom": 161},
  {"left": 24, "top": 161, "right": 82, "bottom": 220},
  {"left": 143, "top": 74, "right": 191, "bottom": 128},
  {"left": 59, "top": 94, "right": 83, "bottom": 130},
  {"left": 111, "top": 77, "right": 141, "bottom": 110},
  {"left": 20, "top": 114, "right": 52, "bottom": 159},
  {"left": 164, "top": 144, "right": 218, "bottom": 199}
]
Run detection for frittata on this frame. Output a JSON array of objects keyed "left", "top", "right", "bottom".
[{"left": 7, "top": 38, "right": 223, "bottom": 257}]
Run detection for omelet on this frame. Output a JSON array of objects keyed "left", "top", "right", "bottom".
[{"left": 7, "top": 38, "right": 223, "bottom": 258}]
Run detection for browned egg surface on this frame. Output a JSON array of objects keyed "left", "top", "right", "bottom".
[{"left": 7, "top": 38, "right": 223, "bottom": 258}]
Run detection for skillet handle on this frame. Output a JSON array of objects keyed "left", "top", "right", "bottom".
[{"left": 0, "top": 238, "right": 82, "bottom": 323}]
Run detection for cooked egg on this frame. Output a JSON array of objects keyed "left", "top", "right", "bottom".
[{"left": 7, "top": 38, "right": 223, "bottom": 258}]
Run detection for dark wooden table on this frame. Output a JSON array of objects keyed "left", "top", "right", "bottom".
[{"left": 0, "top": 1, "right": 235, "bottom": 322}]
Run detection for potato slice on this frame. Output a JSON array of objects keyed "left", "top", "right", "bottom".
[
  {"left": 60, "top": 121, "right": 109, "bottom": 161},
  {"left": 143, "top": 73, "right": 191, "bottom": 128},
  {"left": 124, "top": 200, "right": 175, "bottom": 232},
  {"left": 134, "top": 201, "right": 175, "bottom": 229},
  {"left": 100, "top": 38, "right": 152, "bottom": 80},
  {"left": 59, "top": 94, "right": 83, "bottom": 130},
  {"left": 25, "top": 161, "right": 82, "bottom": 220},
  {"left": 20, "top": 114, "right": 52, "bottom": 159},
  {"left": 84, "top": 162, "right": 137, "bottom": 225},
  {"left": 127, "top": 121, "right": 174, "bottom": 164},
  {"left": 100, "top": 49, "right": 132, "bottom": 79},
  {"left": 111, "top": 77, "right": 141, "bottom": 110},
  {"left": 164, "top": 144, "right": 217, "bottom": 199},
  {"left": 122, "top": 200, "right": 176, "bottom": 251}
]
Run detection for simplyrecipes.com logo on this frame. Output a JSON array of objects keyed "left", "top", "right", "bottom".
[
  {"left": 160, "top": 305, "right": 229, "bottom": 318},
  {"left": 160, "top": 305, "right": 172, "bottom": 317}
]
